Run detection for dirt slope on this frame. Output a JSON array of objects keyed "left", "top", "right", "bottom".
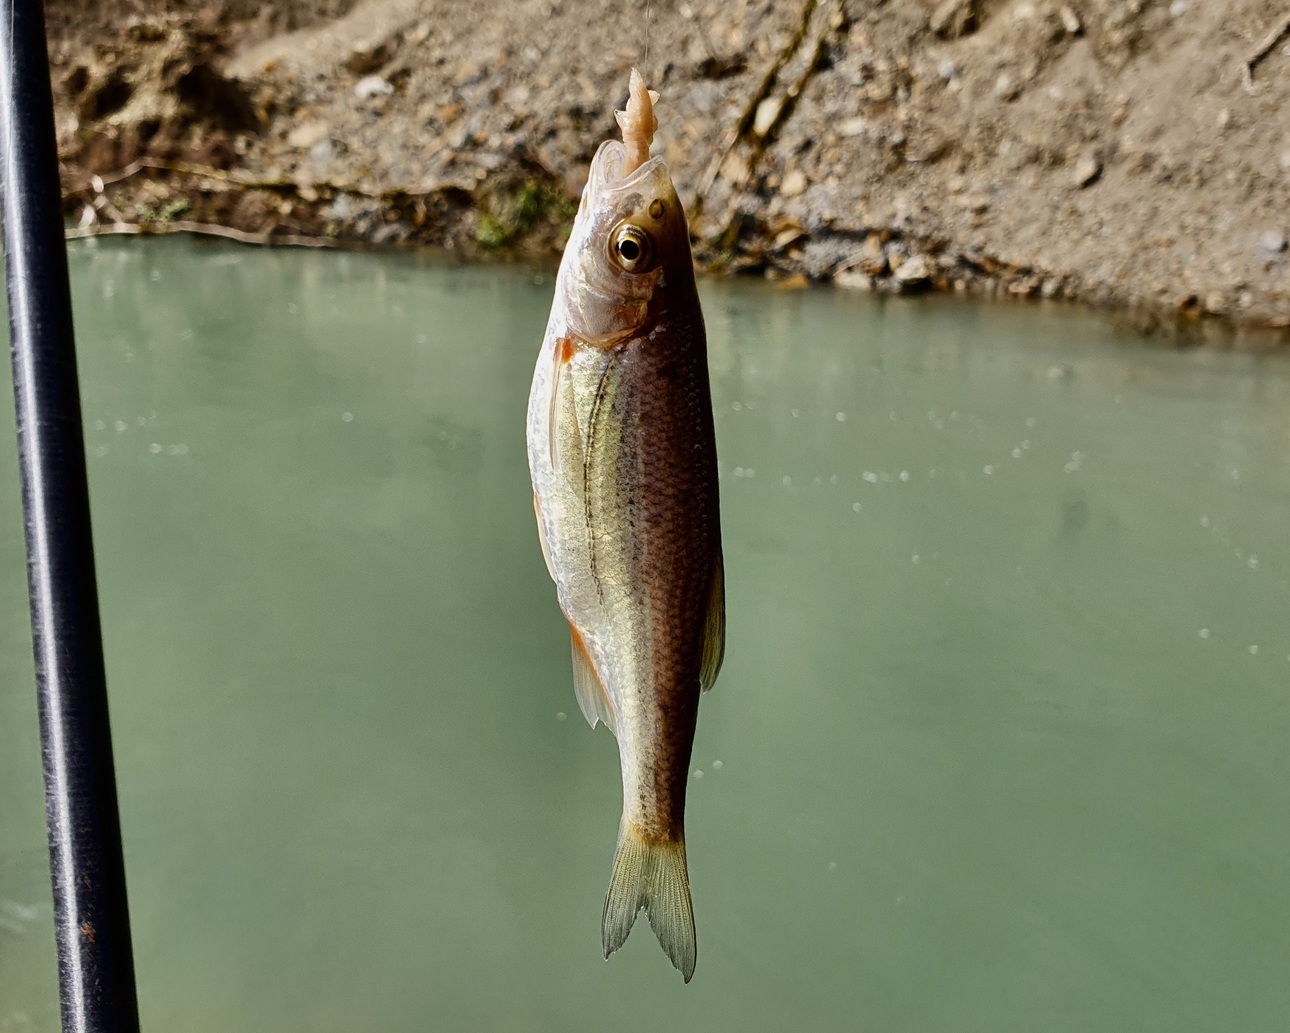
[{"left": 45, "top": 0, "right": 1290, "bottom": 343}]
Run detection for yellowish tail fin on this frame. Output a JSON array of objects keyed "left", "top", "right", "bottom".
[{"left": 601, "top": 821, "right": 696, "bottom": 982}]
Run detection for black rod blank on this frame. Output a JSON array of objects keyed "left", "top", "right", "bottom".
[{"left": 1, "top": 2, "right": 142, "bottom": 1031}]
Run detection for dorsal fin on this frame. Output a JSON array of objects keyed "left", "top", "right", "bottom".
[{"left": 700, "top": 552, "right": 725, "bottom": 692}]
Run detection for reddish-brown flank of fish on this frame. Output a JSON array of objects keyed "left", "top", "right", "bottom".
[{"left": 526, "top": 70, "right": 724, "bottom": 982}]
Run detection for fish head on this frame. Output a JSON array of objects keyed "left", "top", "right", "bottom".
[{"left": 557, "top": 140, "right": 693, "bottom": 347}]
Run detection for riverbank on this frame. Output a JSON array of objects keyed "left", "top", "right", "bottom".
[{"left": 46, "top": 0, "right": 1290, "bottom": 345}]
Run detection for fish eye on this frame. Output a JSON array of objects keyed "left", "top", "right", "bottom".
[{"left": 610, "top": 223, "right": 653, "bottom": 273}]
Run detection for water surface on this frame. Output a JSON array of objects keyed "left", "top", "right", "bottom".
[{"left": 2, "top": 238, "right": 1288, "bottom": 1032}]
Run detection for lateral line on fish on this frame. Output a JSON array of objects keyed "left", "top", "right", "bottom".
[{"left": 583, "top": 348, "right": 621, "bottom": 603}]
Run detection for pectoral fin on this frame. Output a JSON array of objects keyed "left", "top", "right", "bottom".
[
  {"left": 532, "top": 494, "right": 555, "bottom": 581},
  {"left": 699, "top": 553, "right": 725, "bottom": 692},
  {"left": 570, "top": 623, "right": 617, "bottom": 736},
  {"left": 548, "top": 337, "right": 577, "bottom": 471}
]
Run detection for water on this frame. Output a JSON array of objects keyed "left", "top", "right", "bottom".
[{"left": 2, "top": 238, "right": 1288, "bottom": 1031}]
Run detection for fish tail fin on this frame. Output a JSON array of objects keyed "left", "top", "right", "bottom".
[{"left": 601, "top": 820, "right": 696, "bottom": 982}]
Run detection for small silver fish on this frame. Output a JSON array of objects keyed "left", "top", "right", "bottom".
[{"left": 526, "top": 70, "right": 724, "bottom": 982}]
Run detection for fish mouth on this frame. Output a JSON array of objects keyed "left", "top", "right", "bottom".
[{"left": 586, "top": 140, "right": 667, "bottom": 207}]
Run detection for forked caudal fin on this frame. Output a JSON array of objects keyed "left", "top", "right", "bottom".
[{"left": 602, "top": 821, "right": 696, "bottom": 981}]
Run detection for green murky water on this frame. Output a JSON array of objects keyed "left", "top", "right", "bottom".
[{"left": 2, "top": 238, "right": 1288, "bottom": 1031}]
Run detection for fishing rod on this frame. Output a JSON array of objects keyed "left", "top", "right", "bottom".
[{"left": 0, "top": 1, "right": 142, "bottom": 1030}]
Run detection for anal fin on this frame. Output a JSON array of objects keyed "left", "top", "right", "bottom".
[
  {"left": 699, "top": 552, "right": 725, "bottom": 692},
  {"left": 570, "top": 623, "right": 617, "bottom": 736}
]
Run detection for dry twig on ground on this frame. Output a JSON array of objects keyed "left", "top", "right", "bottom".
[
  {"left": 65, "top": 221, "right": 341, "bottom": 248},
  {"left": 1242, "top": 9, "right": 1290, "bottom": 92}
]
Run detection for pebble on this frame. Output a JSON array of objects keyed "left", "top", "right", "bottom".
[
  {"left": 834, "top": 269, "right": 873, "bottom": 290},
  {"left": 343, "top": 39, "right": 394, "bottom": 76},
  {"left": 1059, "top": 5, "right": 1081, "bottom": 33},
  {"left": 773, "top": 226, "right": 809, "bottom": 250},
  {"left": 858, "top": 234, "right": 888, "bottom": 275},
  {"left": 753, "top": 95, "right": 783, "bottom": 137},
  {"left": 287, "top": 121, "right": 329, "bottom": 149},
  {"left": 781, "top": 169, "right": 808, "bottom": 197},
  {"left": 1073, "top": 153, "right": 1102, "bottom": 188},
  {"left": 929, "top": 0, "right": 972, "bottom": 38},
  {"left": 354, "top": 75, "right": 394, "bottom": 100},
  {"left": 894, "top": 254, "right": 930, "bottom": 283},
  {"left": 1258, "top": 231, "right": 1287, "bottom": 257}
]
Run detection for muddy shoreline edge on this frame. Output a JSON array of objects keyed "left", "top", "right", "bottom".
[{"left": 47, "top": 1, "right": 1290, "bottom": 348}]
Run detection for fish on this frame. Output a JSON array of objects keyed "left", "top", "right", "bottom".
[{"left": 525, "top": 69, "right": 724, "bottom": 983}]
